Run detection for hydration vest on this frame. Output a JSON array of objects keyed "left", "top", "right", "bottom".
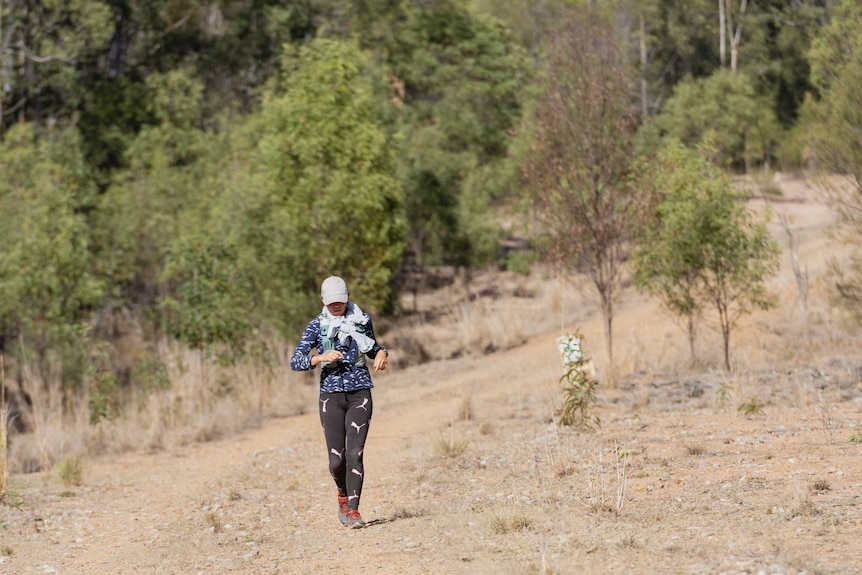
[{"left": 318, "top": 315, "right": 367, "bottom": 368}]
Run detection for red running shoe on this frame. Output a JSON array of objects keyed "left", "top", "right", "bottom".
[
  {"left": 346, "top": 509, "right": 366, "bottom": 529},
  {"left": 337, "top": 494, "right": 349, "bottom": 526}
]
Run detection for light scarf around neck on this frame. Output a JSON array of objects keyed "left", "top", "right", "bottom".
[{"left": 321, "top": 301, "right": 376, "bottom": 353}]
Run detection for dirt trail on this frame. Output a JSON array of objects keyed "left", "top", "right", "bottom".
[
  {"left": 3, "top": 188, "right": 862, "bottom": 575},
  {"left": 3, "top": 333, "right": 565, "bottom": 575}
]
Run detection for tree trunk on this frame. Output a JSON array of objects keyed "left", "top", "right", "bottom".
[
  {"left": 719, "top": 304, "right": 731, "bottom": 371},
  {"left": 719, "top": 0, "right": 726, "bottom": 67},
  {"left": 639, "top": 15, "right": 648, "bottom": 116},
  {"left": 602, "top": 293, "right": 614, "bottom": 376},
  {"left": 0, "top": 0, "right": 4, "bottom": 133},
  {"left": 726, "top": 0, "right": 747, "bottom": 73},
  {"left": 687, "top": 313, "right": 696, "bottom": 366}
]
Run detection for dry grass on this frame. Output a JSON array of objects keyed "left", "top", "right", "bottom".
[
  {"left": 55, "top": 454, "right": 84, "bottom": 486},
  {"left": 5, "top": 339, "right": 310, "bottom": 473},
  {"left": 489, "top": 509, "right": 534, "bottom": 534},
  {"left": 204, "top": 510, "right": 224, "bottom": 533},
  {"left": 809, "top": 478, "right": 831, "bottom": 493},
  {"left": 458, "top": 397, "right": 473, "bottom": 421},
  {"left": 585, "top": 441, "right": 629, "bottom": 516},
  {"left": 433, "top": 427, "right": 468, "bottom": 458}
]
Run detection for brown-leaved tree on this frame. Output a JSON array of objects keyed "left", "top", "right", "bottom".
[{"left": 521, "top": 6, "right": 641, "bottom": 372}]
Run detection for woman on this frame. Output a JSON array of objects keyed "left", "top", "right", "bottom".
[{"left": 290, "top": 276, "right": 389, "bottom": 528}]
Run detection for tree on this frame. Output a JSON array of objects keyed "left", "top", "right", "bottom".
[
  {"left": 640, "top": 69, "right": 780, "bottom": 171},
  {"left": 698, "top": 181, "right": 779, "bottom": 371},
  {"left": 633, "top": 140, "right": 709, "bottom": 365},
  {"left": 388, "top": 1, "right": 528, "bottom": 273},
  {"left": 160, "top": 237, "right": 251, "bottom": 353},
  {"left": 0, "top": 0, "right": 113, "bottom": 132},
  {"left": 521, "top": 6, "right": 640, "bottom": 369},
  {"left": 722, "top": 0, "right": 748, "bottom": 73},
  {"left": 95, "top": 69, "right": 209, "bottom": 311},
  {"left": 805, "top": 0, "right": 862, "bottom": 324},
  {"left": 0, "top": 123, "right": 103, "bottom": 362},
  {"left": 634, "top": 139, "right": 780, "bottom": 370},
  {"left": 253, "top": 38, "right": 405, "bottom": 330}
]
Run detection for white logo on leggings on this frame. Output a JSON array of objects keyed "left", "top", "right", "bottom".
[
  {"left": 330, "top": 448, "right": 344, "bottom": 460},
  {"left": 351, "top": 468, "right": 363, "bottom": 479},
  {"left": 348, "top": 490, "right": 359, "bottom": 502},
  {"left": 350, "top": 421, "right": 367, "bottom": 434},
  {"left": 320, "top": 398, "right": 330, "bottom": 413},
  {"left": 357, "top": 398, "right": 369, "bottom": 411}
]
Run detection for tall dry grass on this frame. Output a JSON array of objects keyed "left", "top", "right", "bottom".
[{"left": 6, "top": 338, "right": 312, "bottom": 474}]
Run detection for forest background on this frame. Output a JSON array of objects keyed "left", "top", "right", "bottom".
[{"left": 1, "top": 0, "right": 862, "bottom": 478}]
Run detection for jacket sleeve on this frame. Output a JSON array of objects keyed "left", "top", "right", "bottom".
[
  {"left": 363, "top": 315, "right": 387, "bottom": 359},
  {"left": 290, "top": 318, "right": 320, "bottom": 371}
]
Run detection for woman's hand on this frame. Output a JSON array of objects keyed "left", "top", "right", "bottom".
[
  {"left": 312, "top": 350, "right": 343, "bottom": 366},
  {"left": 373, "top": 350, "right": 388, "bottom": 372}
]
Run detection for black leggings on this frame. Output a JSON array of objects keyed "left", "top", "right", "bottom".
[{"left": 319, "top": 389, "right": 373, "bottom": 510}]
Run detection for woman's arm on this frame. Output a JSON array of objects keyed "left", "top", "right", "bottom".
[
  {"left": 364, "top": 316, "right": 389, "bottom": 371},
  {"left": 290, "top": 318, "right": 320, "bottom": 372}
]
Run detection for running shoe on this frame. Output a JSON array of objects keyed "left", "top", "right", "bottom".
[
  {"left": 337, "top": 494, "right": 349, "bottom": 526},
  {"left": 346, "top": 509, "right": 366, "bottom": 529}
]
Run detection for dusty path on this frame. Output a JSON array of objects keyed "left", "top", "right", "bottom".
[{"left": 3, "top": 333, "right": 567, "bottom": 574}]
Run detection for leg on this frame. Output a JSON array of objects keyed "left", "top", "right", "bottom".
[
  {"left": 343, "top": 389, "right": 373, "bottom": 510},
  {"left": 319, "top": 392, "right": 349, "bottom": 495}
]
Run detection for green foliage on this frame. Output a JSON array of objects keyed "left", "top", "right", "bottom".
[
  {"left": 0, "top": 0, "right": 113, "bottom": 128},
  {"left": 808, "top": 0, "right": 862, "bottom": 94},
  {"left": 130, "top": 352, "right": 171, "bottom": 394},
  {"left": 641, "top": 70, "right": 781, "bottom": 170},
  {"left": 556, "top": 332, "right": 599, "bottom": 431},
  {"left": 95, "top": 69, "right": 210, "bottom": 302},
  {"left": 254, "top": 38, "right": 405, "bottom": 327},
  {"left": 754, "top": 1, "right": 826, "bottom": 128},
  {"left": 390, "top": 2, "right": 528, "bottom": 268},
  {"left": 160, "top": 237, "right": 251, "bottom": 351},
  {"left": 633, "top": 139, "right": 717, "bottom": 362},
  {"left": 633, "top": 139, "right": 780, "bottom": 370},
  {"left": 738, "top": 397, "right": 764, "bottom": 416},
  {"left": 0, "top": 0, "right": 849, "bottom": 431},
  {"left": 86, "top": 340, "right": 121, "bottom": 424},
  {"left": 55, "top": 454, "right": 84, "bottom": 487},
  {"left": 0, "top": 124, "right": 104, "bottom": 360}
]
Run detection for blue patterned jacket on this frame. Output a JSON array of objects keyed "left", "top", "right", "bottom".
[{"left": 289, "top": 307, "right": 386, "bottom": 393}]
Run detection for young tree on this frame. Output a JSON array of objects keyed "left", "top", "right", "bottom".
[
  {"left": 521, "top": 6, "right": 640, "bottom": 369},
  {"left": 633, "top": 140, "right": 710, "bottom": 365},
  {"left": 699, "top": 183, "right": 779, "bottom": 371},
  {"left": 634, "top": 139, "right": 780, "bottom": 371}
]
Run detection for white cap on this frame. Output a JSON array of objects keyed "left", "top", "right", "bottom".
[{"left": 321, "top": 276, "right": 349, "bottom": 305}]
